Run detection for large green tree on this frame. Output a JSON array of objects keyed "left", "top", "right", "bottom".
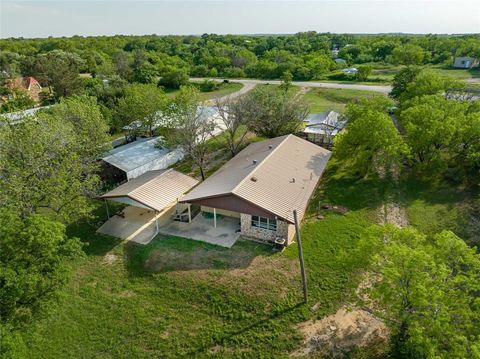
[
  {"left": 334, "top": 109, "right": 408, "bottom": 177},
  {"left": 0, "top": 96, "right": 110, "bottom": 223},
  {"left": 27, "top": 50, "right": 84, "bottom": 100},
  {"left": 359, "top": 225, "right": 480, "bottom": 358},
  {"left": 244, "top": 85, "right": 308, "bottom": 138},
  {"left": 116, "top": 83, "right": 167, "bottom": 136}
]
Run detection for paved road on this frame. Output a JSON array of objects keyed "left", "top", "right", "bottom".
[{"left": 191, "top": 77, "right": 392, "bottom": 95}]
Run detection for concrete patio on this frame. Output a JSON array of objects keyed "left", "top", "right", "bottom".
[
  {"left": 96, "top": 206, "right": 158, "bottom": 245},
  {"left": 160, "top": 214, "right": 241, "bottom": 248}
]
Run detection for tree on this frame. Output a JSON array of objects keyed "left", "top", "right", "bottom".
[
  {"left": 158, "top": 65, "right": 189, "bottom": 89},
  {"left": 399, "top": 95, "right": 461, "bottom": 168},
  {"left": 0, "top": 96, "right": 110, "bottom": 223},
  {"left": 400, "top": 71, "right": 457, "bottom": 104},
  {"left": 390, "top": 66, "right": 421, "bottom": 100},
  {"left": 163, "top": 86, "right": 216, "bottom": 180},
  {"left": 359, "top": 225, "right": 480, "bottom": 358},
  {"left": 334, "top": 109, "right": 408, "bottom": 177},
  {"left": 356, "top": 65, "right": 373, "bottom": 81},
  {"left": 390, "top": 44, "right": 424, "bottom": 65},
  {"left": 0, "top": 90, "right": 35, "bottom": 113},
  {"left": 0, "top": 209, "right": 83, "bottom": 324},
  {"left": 117, "top": 83, "right": 167, "bottom": 136},
  {"left": 279, "top": 71, "right": 293, "bottom": 92},
  {"left": 215, "top": 95, "right": 251, "bottom": 157},
  {"left": 244, "top": 85, "right": 308, "bottom": 138},
  {"left": 29, "top": 50, "right": 84, "bottom": 100}
]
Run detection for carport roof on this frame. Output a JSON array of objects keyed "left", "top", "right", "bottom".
[{"left": 100, "top": 169, "right": 199, "bottom": 211}]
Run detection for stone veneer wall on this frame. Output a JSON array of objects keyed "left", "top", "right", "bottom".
[{"left": 240, "top": 213, "right": 290, "bottom": 244}]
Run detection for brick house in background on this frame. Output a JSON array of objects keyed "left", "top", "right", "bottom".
[{"left": 4, "top": 76, "right": 43, "bottom": 102}]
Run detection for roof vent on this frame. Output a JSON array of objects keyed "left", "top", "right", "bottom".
[
  {"left": 250, "top": 176, "right": 257, "bottom": 182},
  {"left": 252, "top": 160, "right": 257, "bottom": 165},
  {"left": 290, "top": 177, "right": 296, "bottom": 183},
  {"left": 268, "top": 145, "right": 273, "bottom": 150}
]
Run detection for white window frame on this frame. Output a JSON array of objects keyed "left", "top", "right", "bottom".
[{"left": 251, "top": 215, "right": 277, "bottom": 231}]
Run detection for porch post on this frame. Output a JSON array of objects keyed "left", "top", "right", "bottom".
[
  {"left": 188, "top": 204, "right": 192, "bottom": 223},
  {"left": 104, "top": 199, "right": 110, "bottom": 219},
  {"left": 213, "top": 208, "right": 217, "bottom": 228},
  {"left": 155, "top": 211, "right": 159, "bottom": 233}
]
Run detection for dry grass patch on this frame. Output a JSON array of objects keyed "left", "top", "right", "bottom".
[{"left": 142, "top": 238, "right": 298, "bottom": 300}]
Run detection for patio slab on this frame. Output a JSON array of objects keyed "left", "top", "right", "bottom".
[
  {"left": 96, "top": 206, "right": 158, "bottom": 245},
  {"left": 160, "top": 214, "right": 241, "bottom": 248}
]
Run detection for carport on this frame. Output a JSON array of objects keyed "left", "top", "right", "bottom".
[{"left": 96, "top": 169, "right": 198, "bottom": 244}]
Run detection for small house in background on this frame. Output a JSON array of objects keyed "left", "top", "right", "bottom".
[
  {"left": 453, "top": 57, "right": 478, "bottom": 69},
  {"left": 4, "top": 76, "right": 43, "bottom": 102},
  {"left": 301, "top": 111, "right": 345, "bottom": 147},
  {"left": 100, "top": 137, "right": 184, "bottom": 184}
]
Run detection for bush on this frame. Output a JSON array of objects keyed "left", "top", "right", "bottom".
[
  {"left": 198, "top": 79, "right": 219, "bottom": 92},
  {"left": 158, "top": 66, "right": 189, "bottom": 89}
]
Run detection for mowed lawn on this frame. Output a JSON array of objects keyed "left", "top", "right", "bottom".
[
  {"left": 303, "top": 88, "right": 385, "bottom": 113},
  {"left": 21, "top": 160, "right": 381, "bottom": 358}
]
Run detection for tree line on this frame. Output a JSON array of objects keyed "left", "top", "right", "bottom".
[{"left": 1, "top": 32, "right": 479, "bottom": 112}]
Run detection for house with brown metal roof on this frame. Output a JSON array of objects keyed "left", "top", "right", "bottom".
[{"left": 179, "top": 134, "right": 331, "bottom": 246}]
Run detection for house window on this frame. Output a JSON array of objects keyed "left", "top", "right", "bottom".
[{"left": 251, "top": 216, "right": 277, "bottom": 231}]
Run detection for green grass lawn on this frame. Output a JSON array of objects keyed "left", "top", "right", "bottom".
[
  {"left": 401, "top": 178, "right": 480, "bottom": 246},
  {"left": 302, "top": 88, "right": 385, "bottom": 113},
  {"left": 20, "top": 156, "right": 385, "bottom": 358}
]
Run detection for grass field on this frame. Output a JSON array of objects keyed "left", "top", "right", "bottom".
[{"left": 302, "top": 88, "right": 385, "bottom": 113}]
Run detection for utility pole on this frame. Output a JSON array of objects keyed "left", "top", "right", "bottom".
[{"left": 293, "top": 209, "right": 308, "bottom": 303}]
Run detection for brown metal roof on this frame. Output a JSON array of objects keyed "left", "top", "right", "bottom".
[
  {"left": 180, "top": 135, "right": 331, "bottom": 223},
  {"left": 100, "top": 169, "right": 199, "bottom": 211}
]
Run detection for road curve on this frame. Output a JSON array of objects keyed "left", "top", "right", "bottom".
[{"left": 191, "top": 77, "right": 392, "bottom": 95}]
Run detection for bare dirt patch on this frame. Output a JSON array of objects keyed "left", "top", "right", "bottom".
[
  {"left": 292, "top": 307, "right": 388, "bottom": 358},
  {"left": 378, "top": 202, "right": 409, "bottom": 228},
  {"left": 103, "top": 252, "right": 119, "bottom": 265}
]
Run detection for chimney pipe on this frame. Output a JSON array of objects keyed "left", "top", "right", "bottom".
[{"left": 252, "top": 160, "right": 257, "bottom": 165}]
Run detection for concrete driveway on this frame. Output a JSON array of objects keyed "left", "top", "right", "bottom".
[
  {"left": 191, "top": 77, "right": 392, "bottom": 94},
  {"left": 160, "top": 214, "right": 241, "bottom": 248}
]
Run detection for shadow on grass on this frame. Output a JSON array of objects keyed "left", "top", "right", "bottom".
[
  {"left": 184, "top": 301, "right": 305, "bottom": 357},
  {"left": 124, "top": 235, "right": 275, "bottom": 277},
  {"left": 66, "top": 200, "right": 123, "bottom": 257}
]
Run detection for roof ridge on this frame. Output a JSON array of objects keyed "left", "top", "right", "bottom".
[{"left": 231, "top": 134, "right": 292, "bottom": 195}]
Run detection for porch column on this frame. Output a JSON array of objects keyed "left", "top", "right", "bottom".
[
  {"left": 213, "top": 208, "right": 217, "bottom": 228},
  {"left": 155, "top": 211, "right": 159, "bottom": 233},
  {"left": 104, "top": 199, "right": 110, "bottom": 219},
  {"left": 188, "top": 204, "right": 192, "bottom": 223}
]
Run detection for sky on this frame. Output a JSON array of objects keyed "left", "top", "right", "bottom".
[{"left": 1, "top": 0, "right": 479, "bottom": 39}]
